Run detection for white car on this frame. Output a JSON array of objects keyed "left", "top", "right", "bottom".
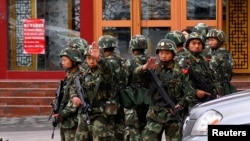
[{"left": 182, "top": 90, "right": 250, "bottom": 141}]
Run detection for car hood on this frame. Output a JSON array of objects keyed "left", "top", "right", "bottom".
[{"left": 188, "top": 90, "right": 250, "bottom": 123}]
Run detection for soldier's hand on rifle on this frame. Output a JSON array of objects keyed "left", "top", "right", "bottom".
[
  {"left": 169, "top": 104, "right": 182, "bottom": 115},
  {"left": 52, "top": 114, "right": 63, "bottom": 122},
  {"left": 52, "top": 113, "right": 58, "bottom": 118},
  {"left": 196, "top": 89, "right": 211, "bottom": 98},
  {"left": 142, "top": 57, "right": 157, "bottom": 71},
  {"left": 90, "top": 42, "right": 101, "bottom": 61},
  {"left": 72, "top": 96, "right": 82, "bottom": 107}
]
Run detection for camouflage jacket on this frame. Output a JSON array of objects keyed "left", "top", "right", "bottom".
[
  {"left": 174, "top": 51, "right": 224, "bottom": 107},
  {"left": 80, "top": 57, "right": 113, "bottom": 118},
  {"left": 105, "top": 52, "right": 127, "bottom": 91},
  {"left": 59, "top": 69, "right": 81, "bottom": 129},
  {"left": 126, "top": 54, "right": 151, "bottom": 88},
  {"left": 148, "top": 61, "right": 185, "bottom": 111},
  {"left": 201, "top": 46, "right": 212, "bottom": 60},
  {"left": 209, "top": 47, "right": 234, "bottom": 83}
]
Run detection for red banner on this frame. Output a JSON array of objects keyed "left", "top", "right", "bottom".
[{"left": 23, "top": 19, "right": 45, "bottom": 54}]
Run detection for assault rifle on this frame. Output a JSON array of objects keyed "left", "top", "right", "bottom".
[
  {"left": 48, "top": 80, "right": 64, "bottom": 139},
  {"left": 75, "top": 75, "right": 91, "bottom": 125},
  {"left": 148, "top": 69, "right": 183, "bottom": 124},
  {"left": 188, "top": 67, "right": 217, "bottom": 102}
]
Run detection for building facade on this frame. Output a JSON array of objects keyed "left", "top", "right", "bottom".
[{"left": 0, "top": 0, "right": 249, "bottom": 80}]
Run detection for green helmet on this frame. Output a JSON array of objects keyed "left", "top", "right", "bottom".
[
  {"left": 185, "top": 32, "right": 205, "bottom": 49},
  {"left": 164, "top": 30, "right": 186, "bottom": 46},
  {"left": 193, "top": 22, "right": 209, "bottom": 38},
  {"left": 129, "top": 35, "right": 148, "bottom": 50},
  {"left": 68, "top": 37, "right": 88, "bottom": 55},
  {"left": 60, "top": 47, "right": 82, "bottom": 63},
  {"left": 206, "top": 29, "right": 226, "bottom": 43},
  {"left": 83, "top": 45, "right": 91, "bottom": 58},
  {"left": 156, "top": 39, "right": 177, "bottom": 55},
  {"left": 98, "top": 35, "right": 117, "bottom": 49}
]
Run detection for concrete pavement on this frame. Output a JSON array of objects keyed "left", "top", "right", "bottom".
[
  {"left": 0, "top": 116, "right": 60, "bottom": 141},
  {"left": 0, "top": 116, "right": 166, "bottom": 141}
]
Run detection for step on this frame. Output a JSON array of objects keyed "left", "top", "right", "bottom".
[
  {"left": 0, "top": 79, "right": 60, "bottom": 88},
  {"left": 231, "top": 75, "right": 250, "bottom": 91},
  {"left": 0, "top": 88, "right": 56, "bottom": 97},
  {"left": 0, "top": 105, "right": 51, "bottom": 117},
  {"left": 0, "top": 97, "right": 54, "bottom": 105},
  {"left": 0, "top": 80, "right": 59, "bottom": 117},
  {"left": 231, "top": 81, "right": 250, "bottom": 91}
]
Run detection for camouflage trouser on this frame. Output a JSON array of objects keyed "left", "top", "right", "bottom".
[
  {"left": 141, "top": 109, "right": 181, "bottom": 141},
  {"left": 124, "top": 108, "right": 141, "bottom": 141},
  {"left": 114, "top": 106, "right": 125, "bottom": 141},
  {"left": 75, "top": 114, "right": 92, "bottom": 141},
  {"left": 165, "top": 122, "right": 181, "bottom": 141},
  {"left": 60, "top": 127, "right": 77, "bottom": 141},
  {"left": 91, "top": 115, "right": 116, "bottom": 141}
]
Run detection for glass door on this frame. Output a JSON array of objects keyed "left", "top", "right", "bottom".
[
  {"left": 94, "top": 0, "right": 178, "bottom": 58},
  {"left": 94, "top": 0, "right": 223, "bottom": 59},
  {"left": 180, "top": 0, "right": 223, "bottom": 31},
  {"left": 140, "top": 0, "right": 176, "bottom": 56}
]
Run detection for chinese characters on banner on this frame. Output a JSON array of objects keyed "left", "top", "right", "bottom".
[{"left": 23, "top": 19, "right": 45, "bottom": 54}]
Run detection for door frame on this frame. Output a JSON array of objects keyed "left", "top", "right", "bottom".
[
  {"left": 94, "top": 0, "right": 223, "bottom": 41},
  {"left": 94, "top": 0, "right": 179, "bottom": 41}
]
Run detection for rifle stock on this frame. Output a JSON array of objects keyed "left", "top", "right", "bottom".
[
  {"left": 148, "top": 69, "right": 183, "bottom": 124},
  {"left": 75, "top": 75, "right": 91, "bottom": 125}
]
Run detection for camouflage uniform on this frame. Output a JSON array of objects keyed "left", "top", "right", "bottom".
[
  {"left": 165, "top": 30, "right": 187, "bottom": 55},
  {"left": 193, "top": 23, "right": 212, "bottom": 60},
  {"left": 141, "top": 39, "right": 184, "bottom": 141},
  {"left": 75, "top": 45, "right": 116, "bottom": 141},
  {"left": 68, "top": 37, "right": 92, "bottom": 141},
  {"left": 58, "top": 47, "right": 83, "bottom": 141},
  {"left": 120, "top": 35, "right": 150, "bottom": 141},
  {"left": 175, "top": 32, "right": 224, "bottom": 108},
  {"left": 206, "top": 29, "right": 236, "bottom": 94},
  {"left": 98, "top": 35, "right": 127, "bottom": 141}
]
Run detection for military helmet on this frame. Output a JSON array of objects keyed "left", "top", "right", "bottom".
[
  {"left": 185, "top": 32, "right": 205, "bottom": 49},
  {"left": 164, "top": 30, "right": 186, "bottom": 46},
  {"left": 60, "top": 47, "right": 82, "bottom": 63},
  {"left": 193, "top": 22, "right": 209, "bottom": 38},
  {"left": 156, "top": 39, "right": 177, "bottom": 55},
  {"left": 98, "top": 35, "right": 117, "bottom": 49},
  {"left": 129, "top": 35, "right": 148, "bottom": 50},
  {"left": 83, "top": 45, "right": 91, "bottom": 58},
  {"left": 68, "top": 37, "right": 88, "bottom": 55},
  {"left": 206, "top": 29, "right": 226, "bottom": 43}
]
